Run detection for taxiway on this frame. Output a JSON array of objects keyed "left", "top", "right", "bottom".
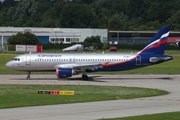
[{"left": 0, "top": 74, "right": 180, "bottom": 120}]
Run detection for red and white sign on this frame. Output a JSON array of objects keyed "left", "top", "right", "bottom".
[
  {"left": 16, "top": 45, "right": 42, "bottom": 52},
  {"left": 27, "top": 45, "right": 37, "bottom": 52},
  {"left": 16, "top": 45, "right": 26, "bottom": 52},
  {"left": 36, "top": 45, "right": 42, "bottom": 52}
]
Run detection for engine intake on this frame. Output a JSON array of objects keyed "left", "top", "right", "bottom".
[{"left": 56, "top": 68, "right": 72, "bottom": 78}]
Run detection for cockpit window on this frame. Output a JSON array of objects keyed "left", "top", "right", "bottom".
[{"left": 12, "top": 58, "right": 20, "bottom": 61}]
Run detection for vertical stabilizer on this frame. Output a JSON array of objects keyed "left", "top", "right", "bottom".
[{"left": 138, "top": 27, "right": 170, "bottom": 55}]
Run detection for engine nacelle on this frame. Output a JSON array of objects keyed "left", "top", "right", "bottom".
[
  {"left": 56, "top": 68, "right": 73, "bottom": 78},
  {"left": 175, "top": 41, "right": 180, "bottom": 47}
]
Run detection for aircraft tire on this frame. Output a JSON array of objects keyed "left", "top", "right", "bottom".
[{"left": 82, "top": 74, "right": 88, "bottom": 80}]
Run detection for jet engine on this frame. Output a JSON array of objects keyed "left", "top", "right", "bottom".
[
  {"left": 56, "top": 68, "right": 72, "bottom": 78},
  {"left": 56, "top": 68, "right": 79, "bottom": 78}
]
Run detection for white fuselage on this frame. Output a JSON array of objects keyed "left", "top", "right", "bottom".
[{"left": 6, "top": 52, "right": 137, "bottom": 71}]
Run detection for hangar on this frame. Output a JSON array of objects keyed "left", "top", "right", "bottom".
[
  {"left": 108, "top": 30, "right": 180, "bottom": 44},
  {"left": 0, "top": 27, "right": 108, "bottom": 50}
]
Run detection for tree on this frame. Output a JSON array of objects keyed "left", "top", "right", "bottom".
[
  {"left": 103, "top": 42, "right": 109, "bottom": 50},
  {"left": 12, "top": 0, "right": 38, "bottom": 20},
  {"left": 0, "top": 0, "right": 179, "bottom": 30},
  {"left": 166, "top": 11, "right": 180, "bottom": 30},
  {"left": 127, "top": 0, "right": 147, "bottom": 19},
  {"left": 0, "top": 2, "right": 3, "bottom": 11},
  {"left": 60, "top": 4, "right": 94, "bottom": 28},
  {"left": 7, "top": 32, "right": 39, "bottom": 45},
  {"left": 108, "top": 14, "right": 125, "bottom": 30},
  {"left": 83, "top": 36, "right": 103, "bottom": 50}
]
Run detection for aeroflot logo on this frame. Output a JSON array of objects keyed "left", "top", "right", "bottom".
[
  {"left": 38, "top": 55, "right": 62, "bottom": 57},
  {"left": 145, "top": 31, "right": 169, "bottom": 49}
]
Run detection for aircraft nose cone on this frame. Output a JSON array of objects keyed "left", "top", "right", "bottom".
[{"left": 6, "top": 62, "right": 12, "bottom": 69}]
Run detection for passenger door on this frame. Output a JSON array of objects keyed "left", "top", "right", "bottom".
[{"left": 26, "top": 55, "right": 31, "bottom": 65}]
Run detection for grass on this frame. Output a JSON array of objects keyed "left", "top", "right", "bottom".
[
  {"left": 0, "top": 84, "right": 168, "bottom": 109},
  {"left": 0, "top": 53, "right": 24, "bottom": 74},
  {"left": 103, "top": 111, "right": 180, "bottom": 120}
]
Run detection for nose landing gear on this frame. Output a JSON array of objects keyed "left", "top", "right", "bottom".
[{"left": 26, "top": 71, "right": 31, "bottom": 79}]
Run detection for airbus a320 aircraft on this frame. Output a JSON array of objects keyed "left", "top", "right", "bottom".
[{"left": 6, "top": 27, "right": 173, "bottom": 80}]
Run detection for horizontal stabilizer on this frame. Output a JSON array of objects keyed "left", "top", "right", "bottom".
[{"left": 150, "top": 56, "right": 173, "bottom": 63}]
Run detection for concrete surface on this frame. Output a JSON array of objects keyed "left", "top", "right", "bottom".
[{"left": 0, "top": 74, "right": 180, "bottom": 120}]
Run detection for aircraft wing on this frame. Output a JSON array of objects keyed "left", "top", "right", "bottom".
[{"left": 54, "top": 63, "right": 103, "bottom": 71}]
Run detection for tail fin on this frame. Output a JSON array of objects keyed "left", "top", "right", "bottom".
[{"left": 138, "top": 26, "right": 170, "bottom": 55}]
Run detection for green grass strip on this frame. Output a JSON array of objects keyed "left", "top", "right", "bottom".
[
  {"left": 0, "top": 85, "right": 168, "bottom": 109},
  {"left": 103, "top": 111, "right": 180, "bottom": 120}
]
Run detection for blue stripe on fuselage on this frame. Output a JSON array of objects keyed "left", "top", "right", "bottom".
[{"left": 86, "top": 54, "right": 173, "bottom": 72}]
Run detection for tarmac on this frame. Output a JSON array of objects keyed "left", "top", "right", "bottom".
[{"left": 0, "top": 74, "right": 180, "bottom": 120}]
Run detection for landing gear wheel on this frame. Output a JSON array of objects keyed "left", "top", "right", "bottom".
[
  {"left": 26, "top": 76, "right": 30, "bottom": 79},
  {"left": 26, "top": 71, "right": 31, "bottom": 79},
  {"left": 82, "top": 74, "right": 88, "bottom": 80}
]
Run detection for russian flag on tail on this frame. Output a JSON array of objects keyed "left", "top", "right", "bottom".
[{"left": 139, "top": 26, "right": 170, "bottom": 55}]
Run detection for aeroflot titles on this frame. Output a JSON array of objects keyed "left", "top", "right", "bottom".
[
  {"left": 37, "top": 54, "right": 131, "bottom": 58},
  {"left": 38, "top": 55, "right": 62, "bottom": 57}
]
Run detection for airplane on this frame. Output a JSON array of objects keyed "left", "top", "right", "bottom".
[{"left": 6, "top": 26, "right": 173, "bottom": 80}]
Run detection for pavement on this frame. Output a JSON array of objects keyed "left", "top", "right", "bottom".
[{"left": 0, "top": 74, "right": 180, "bottom": 120}]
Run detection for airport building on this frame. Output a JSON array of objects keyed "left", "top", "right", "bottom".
[
  {"left": 0, "top": 27, "right": 108, "bottom": 48},
  {"left": 1, "top": 27, "right": 180, "bottom": 51},
  {"left": 108, "top": 30, "right": 180, "bottom": 44}
]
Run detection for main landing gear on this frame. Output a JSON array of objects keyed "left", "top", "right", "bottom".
[
  {"left": 82, "top": 74, "right": 88, "bottom": 80},
  {"left": 26, "top": 71, "right": 31, "bottom": 79}
]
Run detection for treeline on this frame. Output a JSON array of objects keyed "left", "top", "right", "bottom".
[{"left": 0, "top": 0, "right": 180, "bottom": 31}]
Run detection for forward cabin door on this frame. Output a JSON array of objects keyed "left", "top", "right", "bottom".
[{"left": 26, "top": 55, "right": 31, "bottom": 65}]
